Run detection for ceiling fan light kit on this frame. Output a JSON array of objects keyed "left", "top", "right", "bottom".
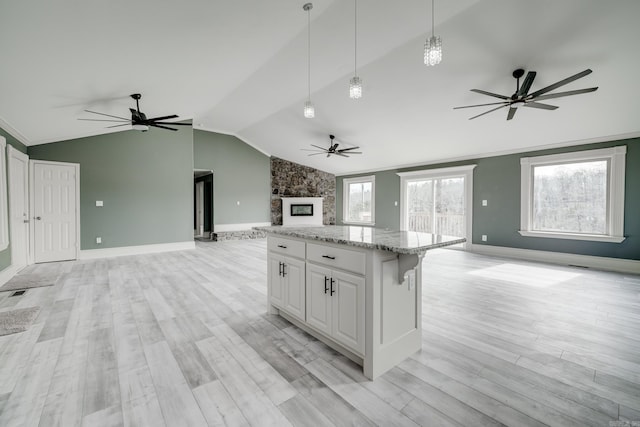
[
  {"left": 80, "top": 93, "right": 191, "bottom": 132},
  {"left": 453, "top": 68, "right": 598, "bottom": 120},
  {"left": 302, "top": 134, "right": 362, "bottom": 158}
]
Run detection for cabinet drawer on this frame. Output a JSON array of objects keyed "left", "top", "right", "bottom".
[
  {"left": 307, "top": 242, "right": 365, "bottom": 275},
  {"left": 268, "top": 236, "right": 306, "bottom": 258}
]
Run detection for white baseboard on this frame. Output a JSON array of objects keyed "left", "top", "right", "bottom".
[
  {"left": 79, "top": 241, "right": 196, "bottom": 260},
  {"left": 0, "top": 264, "right": 19, "bottom": 287},
  {"left": 214, "top": 222, "right": 270, "bottom": 232},
  {"left": 467, "top": 243, "right": 640, "bottom": 275}
]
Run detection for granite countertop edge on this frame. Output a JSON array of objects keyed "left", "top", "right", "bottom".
[{"left": 254, "top": 226, "right": 466, "bottom": 255}]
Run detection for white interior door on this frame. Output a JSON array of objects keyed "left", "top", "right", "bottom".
[
  {"left": 8, "top": 146, "right": 30, "bottom": 270},
  {"left": 31, "top": 161, "right": 79, "bottom": 263}
]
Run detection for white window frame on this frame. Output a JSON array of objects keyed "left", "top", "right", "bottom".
[
  {"left": 519, "top": 146, "right": 626, "bottom": 243},
  {"left": 0, "top": 137, "right": 8, "bottom": 251},
  {"left": 342, "top": 175, "right": 375, "bottom": 225},
  {"left": 398, "top": 164, "right": 476, "bottom": 249}
]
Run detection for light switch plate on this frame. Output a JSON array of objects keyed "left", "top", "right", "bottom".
[
  {"left": 482, "top": 200, "right": 488, "bottom": 206},
  {"left": 96, "top": 200, "right": 103, "bottom": 207},
  {"left": 96, "top": 237, "right": 102, "bottom": 244}
]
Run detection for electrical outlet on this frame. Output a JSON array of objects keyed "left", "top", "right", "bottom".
[
  {"left": 236, "top": 201, "right": 240, "bottom": 206},
  {"left": 394, "top": 201, "right": 398, "bottom": 206},
  {"left": 96, "top": 237, "right": 102, "bottom": 244},
  {"left": 96, "top": 200, "right": 104, "bottom": 207},
  {"left": 481, "top": 235, "right": 487, "bottom": 242},
  {"left": 482, "top": 199, "right": 488, "bottom": 206}
]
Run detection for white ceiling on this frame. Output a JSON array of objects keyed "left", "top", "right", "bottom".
[{"left": 1, "top": 0, "right": 639, "bottom": 175}]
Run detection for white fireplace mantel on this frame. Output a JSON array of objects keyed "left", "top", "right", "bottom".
[{"left": 281, "top": 197, "right": 323, "bottom": 226}]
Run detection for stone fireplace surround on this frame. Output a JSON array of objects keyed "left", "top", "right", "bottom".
[{"left": 270, "top": 157, "right": 336, "bottom": 226}]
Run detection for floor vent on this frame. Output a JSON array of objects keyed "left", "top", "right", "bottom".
[{"left": 10, "top": 290, "right": 26, "bottom": 297}]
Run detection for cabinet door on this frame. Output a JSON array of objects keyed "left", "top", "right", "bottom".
[
  {"left": 268, "top": 254, "right": 285, "bottom": 308},
  {"left": 283, "top": 257, "right": 306, "bottom": 322},
  {"left": 306, "top": 263, "right": 332, "bottom": 336},
  {"left": 331, "top": 270, "right": 365, "bottom": 355}
]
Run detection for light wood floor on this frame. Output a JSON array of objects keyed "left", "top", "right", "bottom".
[{"left": 0, "top": 239, "right": 639, "bottom": 427}]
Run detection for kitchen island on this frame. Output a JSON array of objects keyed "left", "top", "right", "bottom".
[{"left": 256, "top": 225, "right": 465, "bottom": 379}]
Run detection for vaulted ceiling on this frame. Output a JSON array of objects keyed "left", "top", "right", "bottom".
[{"left": 1, "top": 0, "right": 638, "bottom": 175}]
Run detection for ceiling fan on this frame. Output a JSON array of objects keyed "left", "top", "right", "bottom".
[
  {"left": 79, "top": 93, "right": 191, "bottom": 131},
  {"left": 302, "top": 135, "right": 362, "bottom": 158},
  {"left": 454, "top": 69, "right": 598, "bottom": 120}
]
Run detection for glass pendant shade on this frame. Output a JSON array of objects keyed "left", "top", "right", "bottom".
[
  {"left": 304, "top": 100, "right": 315, "bottom": 118},
  {"left": 349, "top": 76, "right": 362, "bottom": 99},
  {"left": 424, "top": 35, "right": 442, "bottom": 66}
]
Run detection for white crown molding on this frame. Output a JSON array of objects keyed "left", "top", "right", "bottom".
[
  {"left": 467, "top": 243, "right": 640, "bottom": 275},
  {"left": 194, "top": 126, "right": 272, "bottom": 157},
  {"left": 336, "top": 131, "right": 640, "bottom": 177},
  {"left": 0, "top": 115, "right": 30, "bottom": 146},
  {"left": 79, "top": 241, "right": 195, "bottom": 260}
]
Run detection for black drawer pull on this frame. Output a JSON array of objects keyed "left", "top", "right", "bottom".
[
  {"left": 277, "top": 244, "right": 287, "bottom": 249},
  {"left": 322, "top": 255, "right": 336, "bottom": 260}
]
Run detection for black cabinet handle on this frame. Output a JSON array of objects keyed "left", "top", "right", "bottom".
[
  {"left": 322, "top": 255, "right": 336, "bottom": 260},
  {"left": 330, "top": 278, "right": 335, "bottom": 296},
  {"left": 324, "top": 276, "right": 329, "bottom": 294},
  {"left": 277, "top": 244, "right": 287, "bottom": 249},
  {"left": 278, "top": 262, "right": 283, "bottom": 276},
  {"left": 282, "top": 263, "right": 287, "bottom": 277}
]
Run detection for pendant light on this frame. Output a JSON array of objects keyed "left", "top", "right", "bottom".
[
  {"left": 349, "top": 0, "right": 362, "bottom": 99},
  {"left": 424, "top": 0, "right": 442, "bottom": 66},
  {"left": 303, "top": 3, "right": 315, "bottom": 118}
]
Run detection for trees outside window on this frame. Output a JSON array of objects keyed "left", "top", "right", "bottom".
[
  {"left": 343, "top": 176, "right": 375, "bottom": 225},
  {"left": 520, "top": 146, "right": 626, "bottom": 243}
]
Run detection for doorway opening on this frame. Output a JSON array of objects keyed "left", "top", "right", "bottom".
[{"left": 194, "top": 170, "right": 213, "bottom": 239}]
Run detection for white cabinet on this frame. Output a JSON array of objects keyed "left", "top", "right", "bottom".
[
  {"left": 306, "top": 263, "right": 365, "bottom": 355},
  {"left": 265, "top": 231, "right": 427, "bottom": 380},
  {"left": 267, "top": 239, "right": 306, "bottom": 323}
]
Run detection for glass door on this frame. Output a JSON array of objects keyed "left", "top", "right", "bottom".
[{"left": 399, "top": 165, "right": 476, "bottom": 249}]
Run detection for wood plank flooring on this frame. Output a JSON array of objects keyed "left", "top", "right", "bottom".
[{"left": 0, "top": 239, "right": 638, "bottom": 426}]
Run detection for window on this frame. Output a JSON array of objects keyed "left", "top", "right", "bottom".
[
  {"left": 398, "top": 165, "right": 476, "bottom": 248},
  {"left": 519, "top": 146, "right": 626, "bottom": 243},
  {"left": 343, "top": 176, "right": 375, "bottom": 225}
]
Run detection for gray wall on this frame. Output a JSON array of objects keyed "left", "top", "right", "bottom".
[
  {"left": 193, "top": 130, "right": 270, "bottom": 226},
  {"left": 0, "top": 127, "right": 29, "bottom": 271},
  {"left": 337, "top": 137, "right": 640, "bottom": 260},
  {"left": 29, "top": 127, "right": 194, "bottom": 250}
]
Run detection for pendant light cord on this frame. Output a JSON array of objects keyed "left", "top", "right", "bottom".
[
  {"left": 354, "top": 0, "right": 358, "bottom": 75},
  {"left": 431, "top": 0, "right": 435, "bottom": 38},
  {"left": 307, "top": 7, "right": 311, "bottom": 100}
]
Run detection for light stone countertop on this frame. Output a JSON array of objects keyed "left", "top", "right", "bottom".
[{"left": 254, "top": 225, "right": 466, "bottom": 255}]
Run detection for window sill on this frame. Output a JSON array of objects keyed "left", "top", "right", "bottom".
[{"left": 518, "top": 230, "right": 626, "bottom": 243}]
